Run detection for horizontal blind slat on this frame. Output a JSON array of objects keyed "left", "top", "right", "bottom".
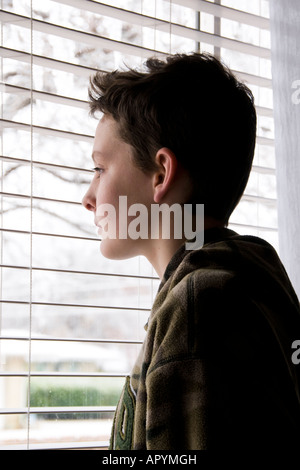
[
  {"left": 0, "top": 406, "right": 116, "bottom": 415},
  {"left": 1, "top": 155, "right": 276, "bottom": 175},
  {"left": 1, "top": 118, "right": 93, "bottom": 142},
  {"left": 0, "top": 441, "right": 109, "bottom": 450},
  {"left": 0, "top": 263, "right": 158, "bottom": 280},
  {"left": 0, "top": 46, "right": 273, "bottom": 88},
  {"left": 2, "top": 82, "right": 274, "bottom": 118},
  {"left": 0, "top": 190, "right": 82, "bottom": 206},
  {"left": 0, "top": 83, "right": 89, "bottom": 109},
  {"left": 0, "top": 335, "right": 143, "bottom": 345},
  {"left": 0, "top": 227, "right": 99, "bottom": 242},
  {"left": 1, "top": 10, "right": 164, "bottom": 59},
  {"left": 1, "top": 9, "right": 271, "bottom": 59},
  {"left": 0, "top": 46, "right": 98, "bottom": 77},
  {"left": 0, "top": 371, "right": 127, "bottom": 377},
  {"left": 0, "top": 188, "right": 277, "bottom": 206},
  {"left": 171, "top": 0, "right": 270, "bottom": 29},
  {"left": 53, "top": 0, "right": 270, "bottom": 30},
  {"left": 229, "top": 222, "right": 277, "bottom": 233},
  {"left": 0, "top": 299, "right": 151, "bottom": 311},
  {"left": 1, "top": 119, "right": 274, "bottom": 145},
  {"left": 0, "top": 154, "right": 92, "bottom": 174}
]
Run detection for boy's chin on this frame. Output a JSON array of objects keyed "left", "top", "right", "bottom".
[{"left": 99, "top": 238, "right": 139, "bottom": 260}]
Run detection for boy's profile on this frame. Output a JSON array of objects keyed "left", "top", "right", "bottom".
[{"left": 82, "top": 52, "right": 300, "bottom": 449}]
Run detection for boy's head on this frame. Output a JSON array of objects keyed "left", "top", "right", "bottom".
[{"left": 88, "top": 52, "right": 257, "bottom": 225}]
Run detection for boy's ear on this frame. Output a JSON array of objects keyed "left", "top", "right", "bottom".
[{"left": 152, "top": 147, "right": 178, "bottom": 203}]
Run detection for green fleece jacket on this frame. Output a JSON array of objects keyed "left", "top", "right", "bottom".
[{"left": 110, "top": 228, "right": 300, "bottom": 450}]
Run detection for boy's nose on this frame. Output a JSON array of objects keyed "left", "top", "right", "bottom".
[{"left": 82, "top": 188, "right": 96, "bottom": 212}]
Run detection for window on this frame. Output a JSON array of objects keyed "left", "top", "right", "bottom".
[{"left": 0, "top": 0, "right": 274, "bottom": 450}]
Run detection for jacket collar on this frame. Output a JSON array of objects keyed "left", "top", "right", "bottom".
[{"left": 159, "top": 227, "right": 238, "bottom": 290}]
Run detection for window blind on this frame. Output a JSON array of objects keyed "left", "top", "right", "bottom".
[{"left": 0, "top": 0, "right": 274, "bottom": 450}]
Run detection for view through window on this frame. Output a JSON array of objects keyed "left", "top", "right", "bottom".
[{"left": 0, "top": 0, "right": 274, "bottom": 449}]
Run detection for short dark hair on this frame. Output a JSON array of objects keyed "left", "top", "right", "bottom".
[{"left": 88, "top": 52, "right": 257, "bottom": 224}]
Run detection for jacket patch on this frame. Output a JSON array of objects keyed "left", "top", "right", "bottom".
[{"left": 111, "top": 376, "right": 136, "bottom": 450}]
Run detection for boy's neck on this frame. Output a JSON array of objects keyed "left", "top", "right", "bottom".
[{"left": 145, "top": 218, "right": 224, "bottom": 279}]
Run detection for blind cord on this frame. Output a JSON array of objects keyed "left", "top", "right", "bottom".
[{"left": 26, "top": 0, "right": 34, "bottom": 450}]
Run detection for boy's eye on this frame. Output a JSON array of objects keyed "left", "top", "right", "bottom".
[{"left": 92, "top": 167, "right": 104, "bottom": 177}]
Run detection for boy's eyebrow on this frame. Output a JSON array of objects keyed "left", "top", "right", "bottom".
[{"left": 91, "top": 151, "right": 105, "bottom": 162}]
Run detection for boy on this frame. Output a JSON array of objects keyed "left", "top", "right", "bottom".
[{"left": 82, "top": 53, "right": 300, "bottom": 449}]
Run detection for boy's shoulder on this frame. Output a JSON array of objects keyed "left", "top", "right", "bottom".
[
  {"left": 164, "top": 229, "right": 282, "bottom": 297},
  {"left": 148, "top": 229, "right": 300, "bottom": 362}
]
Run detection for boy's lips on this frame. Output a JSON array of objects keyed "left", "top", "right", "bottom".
[{"left": 94, "top": 221, "right": 103, "bottom": 236}]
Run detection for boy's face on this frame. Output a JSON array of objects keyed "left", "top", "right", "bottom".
[{"left": 82, "top": 114, "right": 154, "bottom": 259}]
